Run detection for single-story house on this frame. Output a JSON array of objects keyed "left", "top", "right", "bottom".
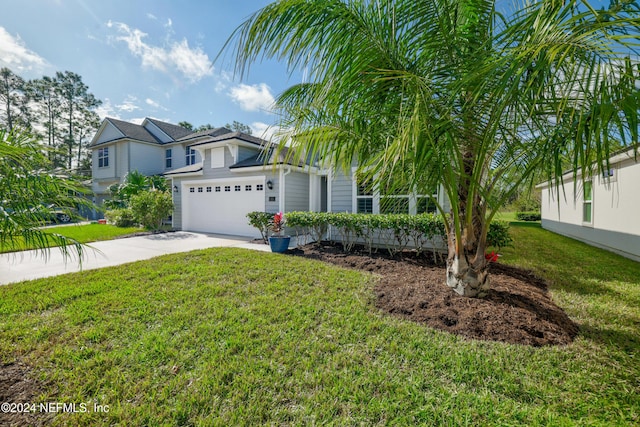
[
  {"left": 165, "top": 135, "right": 447, "bottom": 237},
  {"left": 538, "top": 146, "right": 640, "bottom": 262}
]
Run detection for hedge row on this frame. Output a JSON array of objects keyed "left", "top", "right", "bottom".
[
  {"left": 516, "top": 211, "right": 542, "bottom": 221},
  {"left": 247, "top": 211, "right": 512, "bottom": 257}
]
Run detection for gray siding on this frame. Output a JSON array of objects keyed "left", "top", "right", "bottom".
[
  {"left": 284, "top": 171, "right": 309, "bottom": 212},
  {"left": 265, "top": 174, "right": 280, "bottom": 213},
  {"left": 171, "top": 184, "right": 182, "bottom": 229},
  {"left": 330, "top": 168, "right": 354, "bottom": 212}
]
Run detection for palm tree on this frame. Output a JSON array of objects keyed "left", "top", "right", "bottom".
[
  {"left": 227, "top": 0, "right": 639, "bottom": 297},
  {"left": 106, "top": 170, "right": 169, "bottom": 209},
  {"left": 0, "top": 128, "right": 90, "bottom": 261}
]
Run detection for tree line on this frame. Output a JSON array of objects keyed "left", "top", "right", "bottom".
[{"left": 0, "top": 67, "right": 101, "bottom": 175}]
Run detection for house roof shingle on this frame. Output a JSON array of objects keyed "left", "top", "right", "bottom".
[
  {"left": 163, "top": 163, "right": 203, "bottom": 176},
  {"left": 229, "top": 146, "right": 310, "bottom": 169},
  {"left": 146, "top": 118, "right": 194, "bottom": 140},
  {"left": 102, "top": 118, "right": 162, "bottom": 144}
]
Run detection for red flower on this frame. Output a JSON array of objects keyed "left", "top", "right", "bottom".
[
  {"left": 485, "top": 251, "right": 499, "bottom": 263},
  {"left": 272, "top": 212, "right": 284, "bottom": 234}
]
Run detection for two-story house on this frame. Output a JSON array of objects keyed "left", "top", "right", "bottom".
[
  {"left": 90, "top": 117, "right": 446, "bottom": 237},
  {"left": 89, "top": 117, "right": 228, "bottom": 206}
]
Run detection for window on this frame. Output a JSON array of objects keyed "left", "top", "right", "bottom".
[
  {"left": 354, "top": 170, "right": 439, "bottom": 215},
  {"left": 235, "top": 185, "right": 241, "bottom": 192},
  {"left": 197, "top": 187, "right": 203, "bottom": 193},
  {"left": 380, "top": 180, "right": 412, "bottom": 214},
  {"left": 215, "top": 186, "right": 221, "bottom": 192},
  {"left": 416, "top": 196, "right": 438, "bottom": 214},
  {"left": 256, "top": 184, "right": 264, "bottom": 191},
  {"left": 98, "top": 147, "right": 109, "bottom": 168},
  {"left": 165, "top": 149, "right": 172, "bottom": 168},
  {"left": 186, "top": 147, "right": 196, "bottom": 165},
  {"left": 355, "top": 177, "right": 374, "bottom": 214},
  {"left": 380, "top": 197, "right": 409, "bottom": 214},
  {"left": 189, "top": 187, "right": 195, "bottom": 193},
  {"left": 245, "top": 185, "right": 252, "bottom": 191},
  {"left": 583, "top": 181, "right": 593, "bottom": 223},
  {"left": 206, "top": 186, "right": 212, "bottom": 192},
  {"left": 225, "top": 186, "right": 231, "bottom": 192}
]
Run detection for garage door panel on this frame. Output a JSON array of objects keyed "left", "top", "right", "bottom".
[{"left": 182, "top": 179, "right": 264, "bottom": 236}]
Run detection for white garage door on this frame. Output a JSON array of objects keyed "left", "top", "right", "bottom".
[{"left": 182, "top": 178, "right": 265, "bottom": 236}]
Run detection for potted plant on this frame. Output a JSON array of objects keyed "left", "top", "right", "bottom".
[{"left": 268, "top": 212, "right": 290, "bottom": 253}]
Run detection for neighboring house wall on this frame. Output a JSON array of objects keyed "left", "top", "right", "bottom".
[{"left": 540, "top": 153, "right": 640, "bottom": 262}]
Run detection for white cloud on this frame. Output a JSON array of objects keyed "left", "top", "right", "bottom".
[
  {"left": 251, "top": 122, "right": 277, "bottom": 141},
  {"left": 107, "top": 20, "right": 213, "bottom": 83},
  {"left": 169, "top": 39, "right": 212, "bottom": 82},
  {"left": 229, "top": 83, "right": 275, "bottom": 112},
  {"left": 214, "top": 71, "right": 233, "bottom": 93},
  {"left": 0, "top": 26, "right": 48, "bottom": 75},
  {"left": 117, "top": 95, "right": 141, "bottom": 112},
  {"left": 145, "top": 97, "right": 168, "bottom": 110},
  {"left": 94, "top": 98, "right": 118, "bottom": 120}
]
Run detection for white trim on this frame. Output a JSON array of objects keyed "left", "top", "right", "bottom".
[
  {"left": 582, "top": 180, "right": 594, "bottom": 226},
  {"left": 181, "top": 176, "right": 265, "bottom": 186},
  {"left": 229, "top": 164, "right": 319, "bottom": 174},
  {"left": 226, "top": 144, "right": 238, "bottom": 163}
]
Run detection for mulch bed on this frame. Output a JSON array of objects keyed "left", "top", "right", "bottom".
[
  {"left": 0, "top": 361, "right": 52, "bottom": 427},
  {"left": 289, "top": 242, "right": 579, "bottom": 347}
]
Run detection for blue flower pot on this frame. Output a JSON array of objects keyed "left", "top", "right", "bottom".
[{"left": 269, "top": 236, "right": 291, "bottom": 253}]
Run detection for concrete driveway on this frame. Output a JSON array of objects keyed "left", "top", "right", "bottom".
[{"left": 0, "top": 231, "right": 271, "bottom": 285}]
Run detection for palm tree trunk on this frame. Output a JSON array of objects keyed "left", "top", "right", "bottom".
[
  {"left": 445, "top": 147, "right": 490, "bottom": 298},
  {"left": 446, "top": 221, "right": 490, "bottom": 297}
]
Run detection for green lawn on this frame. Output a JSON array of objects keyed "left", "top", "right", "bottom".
[
  {"left": 0, "top": 224, "right": 638, "bottom": 425},
  {"left": 0, "top": 224, "right": 142, "bottom": 253}
]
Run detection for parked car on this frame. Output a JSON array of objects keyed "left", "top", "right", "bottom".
[
  {"left": 52, "top": 207, "right": 73, "bottom": 223},
  {"left": 43, "top": 204, "right": 78, "bottom": 224}
]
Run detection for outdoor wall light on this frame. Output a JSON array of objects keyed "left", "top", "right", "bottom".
[
  {"left": 173, "top": 185, "right": 179, "bottom": 193},
  {"left": 266, "top": 180, "right": 273, "bottom": 190}
]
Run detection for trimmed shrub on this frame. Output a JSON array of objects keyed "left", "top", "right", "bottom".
[
  {"left": 246, "top": 211, "right": 274, "bottom": 243},
  {"left": 104, "top": 208, "right": 137, "bottom": 227},
  {"left": 516, "top": 211, "right": 541, "bottom": 221},
  {"left": 249, "top": 211, "right": 513, "bottom": 257}
]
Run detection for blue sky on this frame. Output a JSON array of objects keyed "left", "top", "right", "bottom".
[
  {"left": 0, "top": 0, "right": 299, "bottom": 139},
  {"left": 0, "top": 0, "right": 617, "bottom": 141}
]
